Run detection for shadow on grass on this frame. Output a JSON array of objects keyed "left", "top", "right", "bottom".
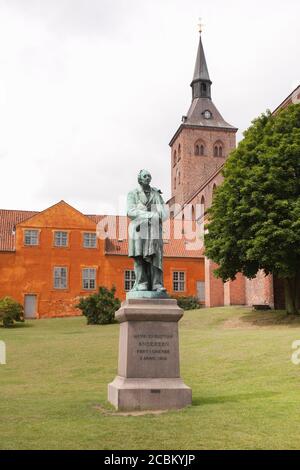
[
  {"left": 193, "top": 390, "right": 280, "bottom": 406},
  {"left": 0, "top": 322, "right": 34, "bottom": 329},
  {"left": 241, "top": 310, "right": 300, "bottom": 328}
]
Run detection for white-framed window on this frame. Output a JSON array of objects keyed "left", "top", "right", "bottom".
[
  {"left": 82, "top": 268, "right": 96, "bottom": 290},
  {"left": 124, "top": 270, "right": 135, "bottom": 291},
  {"left": 173, "top": 271, "right": 185, "bottom": 292},
  {"left": 54, "top": 231, "right": 68, "bottom": 247},
  {"left": 24, "top": 230, "right": 39, "bottom": 246},
  {"left": 53, "top": 267, "right": 68, "bottom": 289},
  {"left": 83, "top": 232, "right": 97, "bottom": 248}
]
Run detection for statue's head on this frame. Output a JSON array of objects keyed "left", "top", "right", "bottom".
[{"left": 138, "top": 169, "right": 152, "bottom": 186}]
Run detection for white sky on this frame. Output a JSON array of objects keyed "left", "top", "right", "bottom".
[{"left": 0, "top": 0, "right": 299, "bottom": 215}]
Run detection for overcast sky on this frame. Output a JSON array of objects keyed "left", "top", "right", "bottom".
[{"left": 0, "top": 0, "right": 299, "bottom": 215}]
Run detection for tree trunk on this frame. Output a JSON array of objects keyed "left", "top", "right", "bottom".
[
  {"left": 284, "top": 277, "right": 299, "bottom": 315},
  {"left": 296, "top": 272, "right": 300, "bottom": 311}
]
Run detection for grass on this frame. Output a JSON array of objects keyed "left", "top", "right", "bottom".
[{"left": 1, "top": 306, "right": 300, "bottom": 449}]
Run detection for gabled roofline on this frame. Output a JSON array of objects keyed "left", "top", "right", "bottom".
[
  {"left": 272, "top": 84, "right": 300, "bottom": 115},
  {"left": 16, "top": 200, "right": 97, "bottom": 227}
]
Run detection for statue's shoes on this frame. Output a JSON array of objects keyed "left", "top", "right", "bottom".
[
  {"left": 153, "top": 285, "right": 167, "bottom": 292},
  {"left": 136, "top": 283, "right": 148, "bottom": 291}
]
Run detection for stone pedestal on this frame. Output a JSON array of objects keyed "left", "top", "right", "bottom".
[{"left": 108, "top": 298, "right": 192, "bottom": 411}]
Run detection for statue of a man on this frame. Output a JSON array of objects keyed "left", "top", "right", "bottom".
[{"left": 127, "top": 169, "right": 169, "bottom": 292}]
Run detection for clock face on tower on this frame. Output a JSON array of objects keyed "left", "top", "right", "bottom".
[{"left": 203, "top": 110, "right": 212, "bottom": 119}]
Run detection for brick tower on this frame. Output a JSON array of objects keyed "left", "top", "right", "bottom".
[{"left": 169, "top": 32, "right": 238, "bottom": 206}]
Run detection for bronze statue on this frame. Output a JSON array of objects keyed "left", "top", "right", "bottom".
[{"left": 127, "top": 169, "right": 169, "bottom": 293}]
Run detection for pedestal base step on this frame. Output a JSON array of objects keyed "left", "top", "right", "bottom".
[{"left": 108, "top": 376, "right": 192, "bottom": 411}]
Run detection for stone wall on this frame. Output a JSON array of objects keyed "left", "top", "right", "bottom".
[{"left": 245, "top": 271, "right": 274, "bottom": 308}]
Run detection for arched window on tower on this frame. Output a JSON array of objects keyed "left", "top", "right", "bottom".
[
  {"left": 213, "top": 141, "right": 224, "bottom": 157},
  {"left": 178, "top": 171, "right": 181, "bottom": 185},
  {"left": 173, "top": 150, "right": 177, "bottom": 166},
  {"left": 178, "top": 144, "right": 181, "bottom": 160},
  {"left": 191, "top": 204, "right": 196, "bottom": 232},
  {"left": 195, "top": 140, "right": 205, "bottom": 156},
  {"left": 200, "top": 196, "right": 205, "bottom": 217}
]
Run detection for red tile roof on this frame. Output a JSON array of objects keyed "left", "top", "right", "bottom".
[
  {"left": 0, "top": 210, "right": 204, "bottom": 258},
  {"left": 0, "top": 209, "right": 38, "bottom": 251}
]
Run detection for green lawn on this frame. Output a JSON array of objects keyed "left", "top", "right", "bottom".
[{"left": 1, "top": 306, "right": 300, "bottom": 450}]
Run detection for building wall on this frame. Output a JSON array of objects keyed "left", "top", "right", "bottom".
[
  {"left": 188, "top": 170, "right": 225, "bottom": 218},
  {"left": 104, "top": 256, "right": 205, "bottom": 302},
  {"left": 205, "top": 258, "right": 224, "bottom": 307},
  {"left": 245, "top": 271, "right": 274, "bottom": 308},
  {"left": 171, "top": 127, "right": 236, "bottom": 205},
  {"left": 224, "top": 274, "right": 246, "bottom": 306}
]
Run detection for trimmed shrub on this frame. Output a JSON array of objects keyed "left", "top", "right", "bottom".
[
  {"left": 0, "top": 296, "right": 24, "bottom": 327},
  {"left": 76, "top": 286, "right": 121, "bottom": 325},
  {"left": 172, "top": 296, "right": 202, "bottom": 310}
]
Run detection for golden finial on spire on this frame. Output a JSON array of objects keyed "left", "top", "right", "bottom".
[{"left": 198, "top": 17, "right": 204, "bottom": 34}]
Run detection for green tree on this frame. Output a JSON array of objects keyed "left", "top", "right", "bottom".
[
  {"left": 0, "top": 297, "right": 24, "bottom": 327},
  {"left": 76, "top": 286, "right": 121, "bottom": 325},
  {"left": 205, "top": 104, "right": 300, "bottom": 314}
]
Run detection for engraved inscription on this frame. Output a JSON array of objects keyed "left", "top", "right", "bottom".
[{"left": 133, "top": 334, "right": 173, "bottom": 361}]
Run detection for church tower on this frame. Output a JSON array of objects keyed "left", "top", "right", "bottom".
[{"left": 169, "top": 32, "right": 237, "bottom": 206}]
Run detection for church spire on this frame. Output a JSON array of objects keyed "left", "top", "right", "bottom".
[{"left": 190, "top": 32, "right": 212, "bottom": 100}]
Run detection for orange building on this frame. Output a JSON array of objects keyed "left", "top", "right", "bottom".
[{"left": 0, "top": 201, "right": 204, "bottom": 318}]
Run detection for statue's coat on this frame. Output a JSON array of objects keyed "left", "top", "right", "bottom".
[{"left": 127, "top": 187, "right": 168, "bottom": 271}]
